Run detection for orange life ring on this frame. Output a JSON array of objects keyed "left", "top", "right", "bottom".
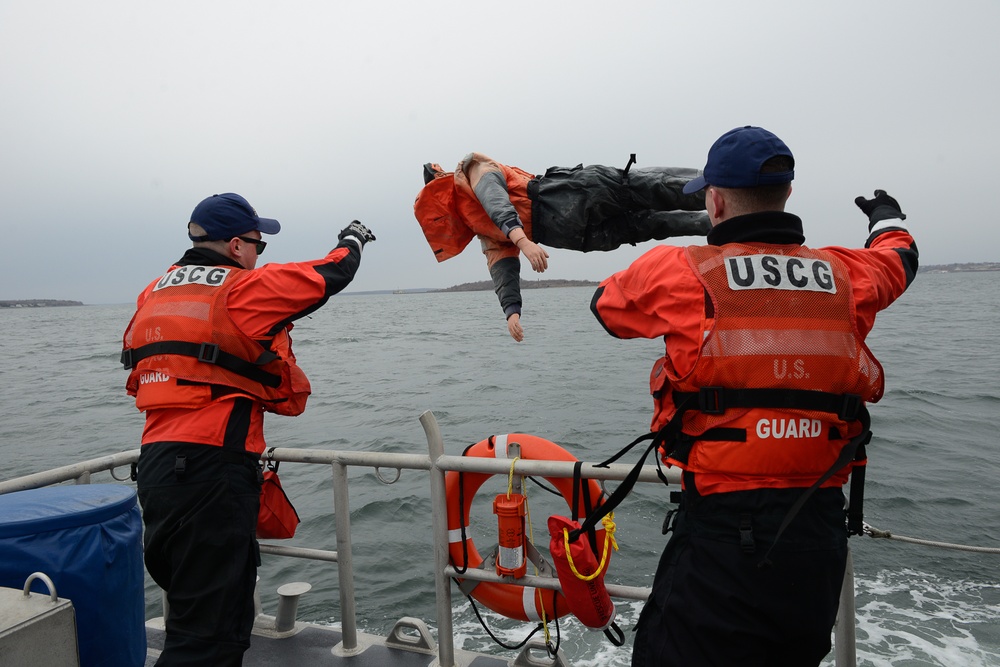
[{"left": 445, "top": 433, "right": 609, "bottom": 622}]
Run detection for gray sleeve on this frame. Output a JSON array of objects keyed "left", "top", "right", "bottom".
[
  {"left": 473, "top": 171, "right": 524, "bottom": 237},
  {"left": 488, "top": 256, "right": 522, "bottom": 318}
]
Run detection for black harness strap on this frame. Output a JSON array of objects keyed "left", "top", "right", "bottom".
[
  {"left": 567, "top": 435, "right": 656, "bottom": 544},
  {"left": 569, "top": 389, "right": 872, "bottom": 560},
  {"left": 453, "top": 438, "right": 486, "bottom": 576},
  {"left": 846, "top": 441, "right": 868, "bottom": 536},
  {"left": 622, "top": 153, "right": 637, "bottom": 180},
  {"left": 758, "top": 406, "right": 871, "bottom": 567},
  {"left": 567, "top": 401, "right": 692, "bottom": 544},
  {"left": 121, "top": 341, "right": 282, "bottom": 389},
  {"left": 570, "top": 462, "right": 600, "bottom": 554},
  {"left": 604, "top": 622, "right": 626, "bottom": 646},
  {"left": 674, "top": 387, "right": 864, "bottom": 422},
  {"left": 567, "top": 394, "right": 702, "bottom": 542}
]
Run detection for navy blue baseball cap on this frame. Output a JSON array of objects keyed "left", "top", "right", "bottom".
[
  {"left": 682, "top": 126, "right": 795, "bottom": 194},
  {"left": 188, "top": 193, "right": 281, "bottom": 241}
]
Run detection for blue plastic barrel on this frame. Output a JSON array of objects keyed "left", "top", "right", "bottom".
[{"left": 0, "top": 484, "right": 145, "bottom": 667}]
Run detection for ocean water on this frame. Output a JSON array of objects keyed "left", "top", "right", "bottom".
[{"left": 1, "top": 273, "right": 998, "bottom": 666}]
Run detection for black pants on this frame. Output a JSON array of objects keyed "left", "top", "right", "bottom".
[
  {"left": 529, "top": 164, "right": 710, "bottom": 251},
  {"left": 138, "top": 442, "right": 261, "bottom": 667},
  {"left": 632, "top": 489, "right": 849, "bottom": 667}
]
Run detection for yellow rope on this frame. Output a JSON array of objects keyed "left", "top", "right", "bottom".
[
  {"left": 506, "top": 456, "right": 519, "bottom": 497},
  {"left": 561, "top": 513, "right": 619, "bottom": 581}
]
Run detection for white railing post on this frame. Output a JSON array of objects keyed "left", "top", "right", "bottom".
[
  {"left": 834, "top": 547, "right": 857, "bottom": 667},
  {"left": 331, "top": 460, "right": 359, "bottom": 651},
  {"left": 421, "top": 411, "right": 456, "bottom": 667}
]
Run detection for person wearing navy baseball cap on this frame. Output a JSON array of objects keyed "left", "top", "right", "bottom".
[
  {"left": 681, "top": 125, "right": 795, "bottom": 194},
  {"left": 592, "top": 126, "right": 918, "bottom": 666},
  {"left": 123, "top": 193, "right": 376, "bottom": 664},
  {"left": 188, "top": 192, "right": 282, "bottom": 241}
]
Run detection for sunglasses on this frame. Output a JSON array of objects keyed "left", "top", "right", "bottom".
[{"left": 230, "top": 236, "right": 267, "bottom": 255}]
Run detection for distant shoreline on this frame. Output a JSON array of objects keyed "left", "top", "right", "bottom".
[
  {"left": 434, "top": 278, "right": 599, "bottom": 293},
  {"left": 0, "top": 299, "right": 84, "bottom": 308},
  {"left": 378, "top": 264, "right": 999, "bottom": 296},
  {"left": 6, "top": 264, "right": 997, "bottom": 304},
  {"left": 919, "top": 262, "right": 1000, "bottom": 273}
]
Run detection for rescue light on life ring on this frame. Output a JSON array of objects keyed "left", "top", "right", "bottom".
[
  {"left": 493, "top": 492, "right": 527, "bottom": 578},
  {"left": 445, "top": 433, "right": 612, "bottom": 624}
]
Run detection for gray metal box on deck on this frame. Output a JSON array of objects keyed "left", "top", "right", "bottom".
[{"left": 0, "top": 574, "right": 80, "bottom": 666}]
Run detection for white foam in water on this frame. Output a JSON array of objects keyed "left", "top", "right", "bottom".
[
  {"left": 450, "top": 598, "right": 644, "bottom": 665},
  {"left": 823, "top": 568, "right": 1000, "bottom": 666},
  {"left": 451, "top": 568, "right": 1000, "bottom": 666}
]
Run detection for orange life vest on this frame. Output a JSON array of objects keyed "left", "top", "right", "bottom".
[
  {"left": 122, "top": 265, "right": 310, "bottom": 416},
  {"left": 413, "top": 157, "right": 535, "bottom": 262},
  {"left": 652, "top": 243, "right": 883, "bottom": 493}
]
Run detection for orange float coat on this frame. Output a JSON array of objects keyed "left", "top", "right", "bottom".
[
  {"left": 123, "top": 243, "right": 360, "bottom": 455},
  {"left": 592, "top": 212, "right": 917, "bottom": 495},
  {"left": 123, "top": 265, "right": 310, "bottom": 417},
  {"left": 413, "top": 153, "right": 535, "bottom": 267}
]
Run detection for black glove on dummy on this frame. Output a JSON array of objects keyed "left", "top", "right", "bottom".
[
  {"left": 338, "top": 220, "right": 376, "bottom": 247},
  {"left": 855, "top": 190, "right": 906, "bottom": 231}
]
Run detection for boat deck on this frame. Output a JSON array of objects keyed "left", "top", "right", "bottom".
[{"left": 144, "top": 618, "right": 513, "bottom": 667}]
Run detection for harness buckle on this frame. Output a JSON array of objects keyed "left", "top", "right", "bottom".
[
  {"left": 120, "top": 349, "right": 133, "bottom": 370},
  {"left": 197, "top": 343, "right": 220, "bottom": 364},
  {"left": 838, "top": 394, "right": 862, "bottom": 421},
  {"left": 174, "top": 455, "right": 187, "bottom": 480},
  {"left": 698, "top": 387, "right": 726, "bottom": 414}
]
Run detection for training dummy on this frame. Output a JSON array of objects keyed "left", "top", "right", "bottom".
[{"left": 414, "top": 153, "right": 709, "bottom": 341}]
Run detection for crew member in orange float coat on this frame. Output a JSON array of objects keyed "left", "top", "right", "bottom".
[
  {"left": 415, "top": 153, "right": 710, "bottom": 341},
  {"left": 591, "top": 126, "right": 918, "bottom": 667},
  {"left": 122, "top": 193, "right": 375, "bottom": 666}
]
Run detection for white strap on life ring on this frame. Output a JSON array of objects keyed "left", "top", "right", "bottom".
[
  {"left": 494, "top": 434, "right": 509, "bottom": 458},
  {"left": 522, "top": 586, "right": 541, "bottom": 622}
]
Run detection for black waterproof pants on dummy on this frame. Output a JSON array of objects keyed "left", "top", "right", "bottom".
[
  {"left": 138, "top": 442, "right": 262, "bottom": 667},
  {"left": 631, "top": 487, "right": 849, "bottom": 667},
  {"left": 529, "top": 164, "right": 710, "bottom": 251}
]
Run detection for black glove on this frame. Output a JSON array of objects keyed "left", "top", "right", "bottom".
[
  {"left": 855, "top": 190, "right": 906, "bottom": 230},
  {"left": 338, "top": 220, "right": 376, "bottom": 247}
]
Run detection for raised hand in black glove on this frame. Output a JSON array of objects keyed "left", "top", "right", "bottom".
[
  {"left": 855, "top": 190, "right": 906, "bottom": 230},
  {"left": 338, "top": 220, "right": 376, "bottom": 247}
]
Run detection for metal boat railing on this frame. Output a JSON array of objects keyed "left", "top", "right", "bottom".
[{"left": 0, "top": 410, "right": 861, "bottom": 666}]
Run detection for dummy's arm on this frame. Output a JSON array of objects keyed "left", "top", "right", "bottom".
[
  {"left": 490, "top": 256, "right": 524, "bottom": 342},
  {"left": 473, "top": 171, "right": 524, "bottom": 236},
  {"left": 489, "top": 256, "right": 522, "bottom": 320}
]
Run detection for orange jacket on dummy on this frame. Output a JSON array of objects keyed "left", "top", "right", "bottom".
[{"left": 414, "top": 153, "right": 535, "bottom": 268}]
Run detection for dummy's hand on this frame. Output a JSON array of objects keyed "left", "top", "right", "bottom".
[
  {"left": 518, "top": 240, "right": 549, "bottom": 273},
  {"left": 854, "top": 190, "right": 906, "bottom": 230},
  {"left": 339, "top": 220, "right": 377, "bottom": 247},
  {"left": 507, "top": 313, "right": 524, "bottom": 342}
]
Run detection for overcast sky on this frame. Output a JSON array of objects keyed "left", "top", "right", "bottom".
[{"left": 2, "top": 1, "right": 995, "bottom": 304}]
